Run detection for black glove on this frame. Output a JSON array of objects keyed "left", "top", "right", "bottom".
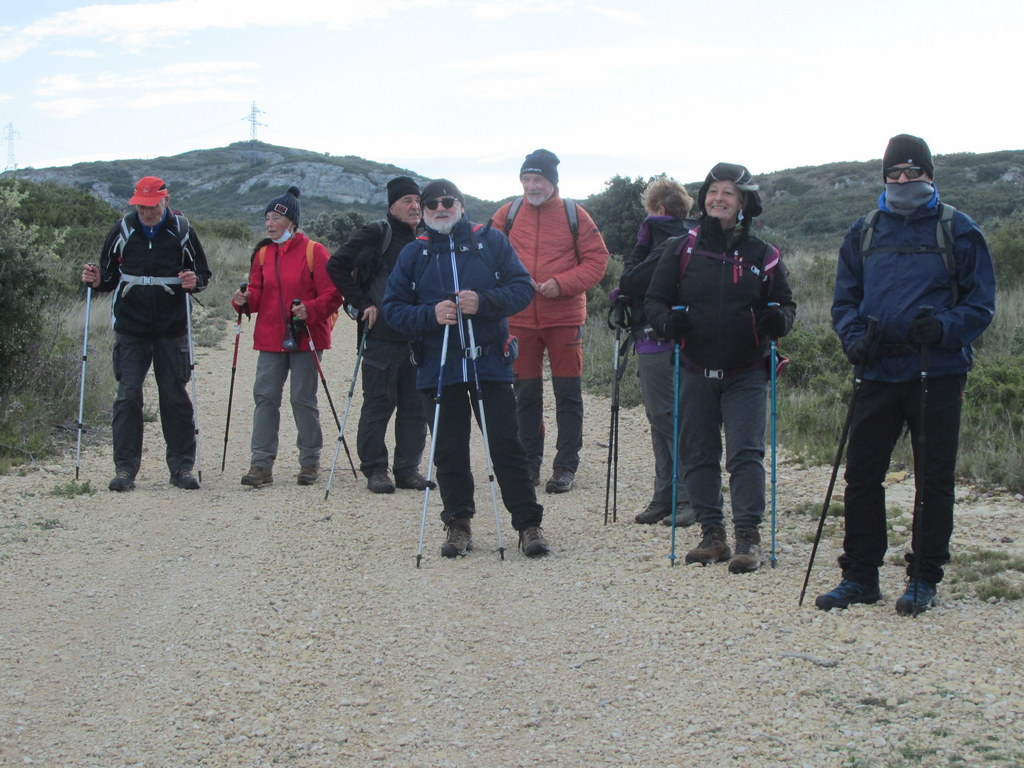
[
  {"left": 908, "top": 316, "right": 942, "bottom": 346},
  {"left": 757, "top": 306, "right": 789, "bottom": 338},
  {"left": 845, "top": 336, "right": 880, "bottom": 367},
  {"left": 660, "top": 308, "right": 692, "bottom": 342}
]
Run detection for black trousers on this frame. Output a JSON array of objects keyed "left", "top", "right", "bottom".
[
  {"left": 841, "top": 374, "right": 965, "bottom": 585},
  {"left": 111, "top": 332, "right": 196, "bottom": 477},
  {"left": 428, "top": 381, "right": 543, "bottom": 531},
  {"left": 356, "top": 339, "right": 426, "bottom": 478}
]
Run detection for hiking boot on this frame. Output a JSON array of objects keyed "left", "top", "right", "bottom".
[
  {"left": 108, "top": 470, "right": 135, "bottom": 492},
  {"left": 395, "top": 472, "right": 435, "bottom": 490},
  {"left": 684, "top": 524, "right": 731, "bottom": 565},
  {"left": 634, "top": 502, "right": 670, "bottom": 525},
  {"left": 660, "top": 502, "right": 697, "bottom": 528},
  {"left": 729, "top": 527, "right": 762, "bottom": 574},
  {"left": 440, "top": 517, "right": 473, "bottom": 558},
  {"left": 519, "top": 526, "right": 550, "bottom": 557},
  {"left": 367, "top": 470, "right": 395, "bottom": 494},
  {"left": 297, "top": 464, "right": 319, "bottom": 486},
  {"left": 814, "top": 578, "right": 883, "bottom": 611},
  {"left": 169, "top": 469, "right": 200, "bottom": 490},
  {"left": 895, "top": 579, "right": 938, "bottom": 616},
  {"left": 241, "top": 465, "right": 273, "bottom": 488},
  {"left": 545, "top": 468, "right": 575, "bottom": 494}
]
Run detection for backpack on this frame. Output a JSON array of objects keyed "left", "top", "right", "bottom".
[
  {"left": 114, "top": 211, "right": 196, "bottom": 267},
  {"left": 502, "top": 197, "right": 580, "bottom": 262},
  {"left": 859, "top": 202, "right": 959, "bottom": 303},
  {"left": 258, "top": 239, "right": 339, "bottom": 329}
]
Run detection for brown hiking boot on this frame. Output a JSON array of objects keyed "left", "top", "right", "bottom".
[
  {"left": 297, "top": 464, "right": 319, "bottom": 486},
  {"left": 367, "top": 470, "right": 395, "bottom": 494},
  {"left": 729, "top": 527, "right": 763, "bottom": 574},
  {"left": 518, "top": 526, "right": 550, "bottom": 557},
  {"left": 241, "top": 465, "right": 273, "bottom": 488},
  {"left": 685, "top": 523, "right": 731, "bottom": 565},
  {"left": 441, "top": 517, "right": 473, "bottom": 558}
]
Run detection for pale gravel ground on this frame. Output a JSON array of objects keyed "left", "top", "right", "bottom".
[{"left": 2, "top": 317, "right": 1023, "bottom": 768}]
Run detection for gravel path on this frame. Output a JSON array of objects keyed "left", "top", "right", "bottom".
[{"left": 2, "top": 318, "right": 1022, "bottom": 768}]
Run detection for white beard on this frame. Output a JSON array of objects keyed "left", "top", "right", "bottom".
[
  {"left": 525, "top": 191, "right": 552, "bottom": 207},
  {"left": 428, "top": 216, "right": 457, "bottom": 235}
]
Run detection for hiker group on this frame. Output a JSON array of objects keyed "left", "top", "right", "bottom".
[{"left": 79, "top": 135, "right": 995, "bottom": 615}]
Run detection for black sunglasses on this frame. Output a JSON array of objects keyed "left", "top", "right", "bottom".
[
  {"left": 885, "top": 165, "right": 927, "bottom": 181},
  {"left": 425, "top": 197, "right": 458, "bottom": 211}
]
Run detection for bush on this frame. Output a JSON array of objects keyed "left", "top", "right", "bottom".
[{"left": 987, "top": 214, "right": 1024, "bottom": 288}]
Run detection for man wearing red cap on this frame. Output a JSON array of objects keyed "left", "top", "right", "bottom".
[{"left": 82, "top": 175, "right": 211, "bottom": 492}]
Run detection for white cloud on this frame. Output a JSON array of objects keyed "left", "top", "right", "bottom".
[{"left": 36, "top": 98, "right": 99, "bottom": 119}]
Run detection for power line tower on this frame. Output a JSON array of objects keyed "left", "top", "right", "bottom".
[
  {"left": 2, "top": 123, "right": 18, "bottom": 173},
  {"left": 244, "top": 102, "right": 267, "bottom": 162}
]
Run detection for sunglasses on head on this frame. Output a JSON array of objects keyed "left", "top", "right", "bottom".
[
  {"left": 425, "top": 197, "right": 458, "bottom": 211},
  {"left": 885, "top": 165, "right": 927, "bottom": 181}
]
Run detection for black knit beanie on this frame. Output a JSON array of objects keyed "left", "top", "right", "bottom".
[
  {"left": 387, "top": 176, "right": 420, "bottom": 207},
  {"left": 265, "top": 186, "right": 301, "bottom": 227},
  {"left": 883, "top": 134, "right": 934, "bottom": 179},
  {"left": 420, "top": 179, "right": 464, "bottom": 204},
  {"left": 520, "top": 149, "right": 560, "bottom": 186}
]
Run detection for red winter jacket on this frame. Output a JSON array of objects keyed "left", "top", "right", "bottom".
[
  {"left": 491, "top": 193, "right": 609, "bottom": 329},
  {"left": 235, "top": 233, "right": 344, "bottom": 352}
]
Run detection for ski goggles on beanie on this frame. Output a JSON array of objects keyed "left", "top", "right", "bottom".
[{"left": 698, "top": 162, "right": 763, "bottom": 218}]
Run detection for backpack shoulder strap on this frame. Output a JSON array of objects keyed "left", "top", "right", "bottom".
[
  {"left": 564, "top": 198, "right": 579, "bottom": 240},
  {"left": 471, "top": 223, "right": 501, "bottom": 281},
  {"left": 114, "top": 215, "right": 133, "bottom": 262},
  {"left": 859, "top": 209, "right": 882, "bottom": 257},
  {"left": 675, "top": 228, "right": 699, "bottom": 279},
  {"left": 377, "top": 219, "right": 393, "bottom": 256},
  {"left": 503, "top": 197, "right": 524, "bottom": 235},
  {"left": 258, "top": 245, "right": 268, "bottom": 266},
  {"left": 306, "top": 239, "right": 315, "bottom": 275}
]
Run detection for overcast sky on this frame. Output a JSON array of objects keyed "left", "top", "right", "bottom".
[{"left": 1, "top": 0, "right": 1020, "bottom": 201}]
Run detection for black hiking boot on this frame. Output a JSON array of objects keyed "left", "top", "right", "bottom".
[{"left": 814, "top": 579, "right": 882, "bottom": 611}]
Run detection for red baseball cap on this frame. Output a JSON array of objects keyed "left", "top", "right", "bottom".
[{"left": 128, "top": 176, "right": 169, "bottom": 206}]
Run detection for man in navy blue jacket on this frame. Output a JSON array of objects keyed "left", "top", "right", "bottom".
[
  {"left": 382, "top": 179, "right": 549, "bottom": 558},
  {"left": 818, "top": 135, "right": 996, "bottom": 615}
]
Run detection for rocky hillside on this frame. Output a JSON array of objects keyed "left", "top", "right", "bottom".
[{"left": 5, "top": 143, "right": 1023, "bottom": 253}]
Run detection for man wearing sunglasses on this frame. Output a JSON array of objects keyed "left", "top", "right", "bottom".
[
  {"left": 491, "top": 149, "right": 610, "bottom": 495},
  {"left": 381, "top": 179, "right": 550, "bottom": 558},
  {"left": 820, "top": 134, "right": 995, "bottom": 616}
]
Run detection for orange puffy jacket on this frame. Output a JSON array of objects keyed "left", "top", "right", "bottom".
[{"left": 492, "top": 193, "right": 609, "bottom": 329}]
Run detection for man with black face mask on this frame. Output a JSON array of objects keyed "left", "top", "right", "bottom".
[{"left": 818, "top": 134, "right": 996, "bottom": 616}]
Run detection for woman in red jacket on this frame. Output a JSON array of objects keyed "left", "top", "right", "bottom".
[{"left": 231, "top": 187, "right": 344, "bottom": 487}]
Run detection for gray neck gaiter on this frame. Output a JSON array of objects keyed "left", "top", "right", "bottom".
[{"left": 884, "top": 181, "right": 935, "bottom": 217}]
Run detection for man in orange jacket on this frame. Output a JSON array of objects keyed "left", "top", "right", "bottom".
[{"left": 491, "top": 150, "right": 609, "bottom": 493}]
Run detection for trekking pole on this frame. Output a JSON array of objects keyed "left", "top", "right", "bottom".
[
  {"left": 909, "top": 306, "right": 933, "bottom": 617},
  {"left": 799, "top": 316, "right": 878, "bottom": 606},
  {"left": 325, "top": 326, "right": 368, "bottom": 500},
  {"left": 74, "top": 268, "right": 95, "bottom": 480},
  {"left": 185, "top": 292, "right": 202, "bottom": 482},
  {"left": 463, "top": 310, "right": 506, "bottom": 560},
  {"left": 221, "top": 282, "right": 248, "bottom": 473},
  {"left": 604, "top": 301, "right": 632, "bottom": 524},
  {"left": 768, "top": 302, "right": 780, "bottom": 569},
  {"left": 668, "top": 305, "right": 687, "bottom": 566},
  {"left": 293, "top": 299, "right": 357, "bottom": 478},
  {"left": 417, "top": 323, "right": 451, "bottom": 568}
]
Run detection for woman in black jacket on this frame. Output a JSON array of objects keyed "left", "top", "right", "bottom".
[{"left": 645, "top": 163, "right": 796, "bottom": 573}]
